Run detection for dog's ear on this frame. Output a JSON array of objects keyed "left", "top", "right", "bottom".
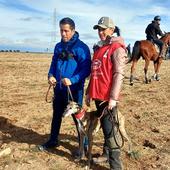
[{"left": 84, "top": 106, "right": 91, "bottom": 112}]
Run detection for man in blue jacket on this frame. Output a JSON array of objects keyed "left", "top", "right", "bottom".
[{"left": 38, "top": 17, "right": 91, "bottom": 152}]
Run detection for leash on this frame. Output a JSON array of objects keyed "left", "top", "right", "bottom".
[
  {"left": 45, "top": 84, "right": 73, "bottom": 103},
  {"left": 67, "top": 86, "right": 74, "bottom": 102},
  {"left": 67, "top": 88, "right": 88, "bottom": 136},
  {"left": 45, "top": 84, "right": 55, "bottom": 103},
  {"left": 108, "top": 106, "right": 125, "bottom": 149},
  {"left": 98, "top": 101, "right": 111, "bottom": 119},
  {"left": 98, "top": 102, "right": 125, "bottom": 149}
]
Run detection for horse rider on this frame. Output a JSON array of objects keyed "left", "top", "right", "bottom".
[{"left": 145, "top": 15, "right": 164, "bottom": 58}]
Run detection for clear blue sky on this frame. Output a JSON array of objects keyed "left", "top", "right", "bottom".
[{"left": 0, "top": 0, "right": 169, "bottom": 52}]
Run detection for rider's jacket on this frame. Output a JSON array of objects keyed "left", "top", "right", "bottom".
[{"left": 145, "top": 21, "right": 164, "bottom": 40}]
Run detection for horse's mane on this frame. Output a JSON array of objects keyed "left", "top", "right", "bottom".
[{"left": 160, "top": 32, "right": 170, "bottom": 40}]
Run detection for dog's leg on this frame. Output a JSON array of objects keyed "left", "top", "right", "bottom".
[
  {"left": 86, "top": 119, "right": 96, "bottom": 169},
  {"left": 118, "top": 111, "right": 132, "bottom": 153},
  {"left": 94, "top": 118, "right": 100, "bottom": 134},
  {"left": 75, "top": 120, "right": 85, "bottom": 160},
  {"left": 80, "top": 132, "right": 85, "bottom": 158}
]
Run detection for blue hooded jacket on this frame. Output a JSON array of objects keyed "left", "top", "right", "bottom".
[{"left": 48, "top": 32, "right": 91, "bottom": 94}]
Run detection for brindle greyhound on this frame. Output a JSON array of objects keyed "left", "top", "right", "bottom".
[{"left": 63, "top": 101, "right": 132, "bottom": 169}]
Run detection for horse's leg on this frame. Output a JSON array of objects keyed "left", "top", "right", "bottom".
[
  {"left": 152, "top": 61, "right": 158, "bottom": 80},
  {"left": 155, "top": 58, "right": 163, "bottom": 81},
  {"left": 130, "top": 60, "right": 137, "bottom": 86},
  {"left": 144, "top": 59, "right": 150, "bottom": 84}
]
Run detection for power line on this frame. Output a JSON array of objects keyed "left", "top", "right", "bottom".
[{"left": 49, "top": 8, "right": 57, "bottom": 52}]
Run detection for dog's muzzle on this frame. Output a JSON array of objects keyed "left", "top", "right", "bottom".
[{"left": 75, "top": 108, "right": 86, "bottom": 120}]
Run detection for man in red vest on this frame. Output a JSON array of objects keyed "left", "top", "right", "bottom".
[{"left": 86, "top": 16, "right": 127, "bottom": 170}]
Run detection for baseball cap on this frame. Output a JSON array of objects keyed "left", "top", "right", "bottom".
[{"left": 93, "top": 17, "right": 115, "bottom": 30}]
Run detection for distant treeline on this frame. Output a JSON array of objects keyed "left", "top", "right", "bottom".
[
  {"left": 0, "top": 50, "right": 52, "bottom": 54},
  {"left": 0, "top": 50, "right": 22, "bottom": 52}
]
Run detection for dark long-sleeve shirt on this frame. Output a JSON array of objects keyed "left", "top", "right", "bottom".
[{"left": 145, "top": 21, "right": 164, "bottom": 40}]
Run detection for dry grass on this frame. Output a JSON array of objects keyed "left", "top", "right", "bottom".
[{"left": 0, "top": 53, "right": 170, "bottom": 170}]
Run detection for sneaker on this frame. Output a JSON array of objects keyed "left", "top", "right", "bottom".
[
  {"left": 92, "top": 154, "right": 108, "bottom": 164},
  {"left": 37, "top": 140, "right": 59, "bottom": 151}
]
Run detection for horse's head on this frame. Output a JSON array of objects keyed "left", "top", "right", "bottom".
[
  {"left": 63, "top": 101, "right": 80, "bottom": 117},
  {"left": 161, "top": 32, "right": 170, "bottom": 46}
]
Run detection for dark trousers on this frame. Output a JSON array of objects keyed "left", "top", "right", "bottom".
[
  {"left": 153, "top": 39, "right": 164, "bottom": 53},
  {"left": 147, "top": 38, "right": 164, "bottom": 54},
  {"left": 95, "top": 100, "right": 122, "bottom": 170},
  {"left": 49, "top": 88, "right": 83, "bottom": 145}
]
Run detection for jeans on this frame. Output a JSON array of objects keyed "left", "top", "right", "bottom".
[{"left": 49, "top": 88, "right": 83, "bottom": 145}]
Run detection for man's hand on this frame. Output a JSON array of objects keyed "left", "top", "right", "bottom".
[
  {"left": 48, "top": 76, "right": 57, "bottom": 86},
  {"left": 85, "top": 94, "right": 91, "bottom": 106},
  {"left": 62, "top": 78, "right": 72, "bottom": 86},
  {"left": 108, "top": 99, "right": 117, "bottom": 110}
]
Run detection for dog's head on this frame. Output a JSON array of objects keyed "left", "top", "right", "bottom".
[{"left": 63, "top": 101, "right": 80, "bottom": 117}]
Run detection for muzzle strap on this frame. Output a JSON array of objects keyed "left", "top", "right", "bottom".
[{"left": 75, "top": 108, "right": 86, "bottom": 120}]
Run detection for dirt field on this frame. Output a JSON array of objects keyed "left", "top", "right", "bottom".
[{"left": 0, "top": 53, "right": 170, "bottom": 170}]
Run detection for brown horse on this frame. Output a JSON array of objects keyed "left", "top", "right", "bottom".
[{"left": 129, "top": 32, "right": 170, "bottom": 85}]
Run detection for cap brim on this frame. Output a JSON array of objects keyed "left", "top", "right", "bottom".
[{"left": 93, "top": 24, "right": 107, "bottom": 30}]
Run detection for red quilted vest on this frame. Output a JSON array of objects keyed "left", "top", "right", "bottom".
[{"left": 89, "top": 43, "right": 125, "bottom": 101}]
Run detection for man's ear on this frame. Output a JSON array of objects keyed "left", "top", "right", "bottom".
[{"left": 72, "top": 29, "right": 75, "bottom": 33}]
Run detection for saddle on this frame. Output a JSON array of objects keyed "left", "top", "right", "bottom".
[
  {"left": 153, "top": 43, "right": 160, "bottom": 53},
  {"left": 149, "top": 39, "right": 160, "bottom": 53}
]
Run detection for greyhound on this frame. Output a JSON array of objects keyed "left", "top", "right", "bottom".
[{"left": 63, "top": 101, "right": 132, "bottom": 169}]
